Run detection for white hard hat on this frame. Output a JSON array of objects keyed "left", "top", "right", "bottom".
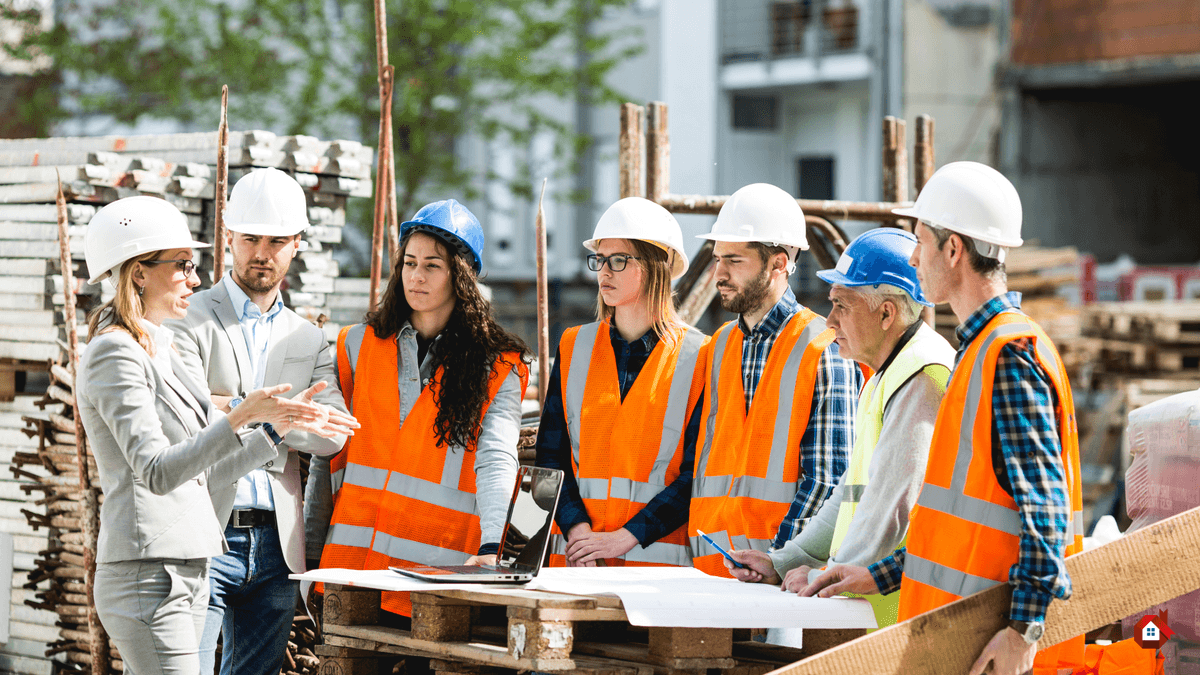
[
  {"left": 893, "top": 161, "right": 1023, "bottom": 259},
  {"left": 226, "top": 168, "right": 310, "bottom": 236},
  {"left": 584, "top": 197, "right": 689, "bottom": 279},
  {"left": 84, "top": 196, "right": 210, "bottom": 285},
  {"left": 697, "top": 183, "right": 809, "bottom": 251}
]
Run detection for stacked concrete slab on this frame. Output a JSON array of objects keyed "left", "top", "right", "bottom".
[{"left": 0, "top": 130, "right": 372, "bottom": 675}]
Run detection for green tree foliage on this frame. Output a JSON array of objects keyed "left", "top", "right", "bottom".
[{"left": 2, "top": 0, "right": 640, "bottom": 219}]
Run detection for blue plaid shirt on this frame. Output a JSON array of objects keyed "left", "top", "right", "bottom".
[
  {"left": 535, "top": 324, "right": 702, "bottom": 547},
  {"left": 739, "top": 288, "right": 863, "bottom": 549},
  {"left": 868, "top": 292, "right": 1073, "bottom": 624}
]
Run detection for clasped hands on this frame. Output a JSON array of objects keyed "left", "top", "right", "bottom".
[{"left": 221, "top": 381, "right": 359, "bottom": 440}]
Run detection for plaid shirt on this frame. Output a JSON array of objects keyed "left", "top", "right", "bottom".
[
  {"left": 867, "top": 292, "right": 1072, "bottom": 624},
  {"left": 535, "top": 324, "right": 701, "bottom": 547},
  {"left": 738, "top": 289, "right": 863, "bottom": 548}
]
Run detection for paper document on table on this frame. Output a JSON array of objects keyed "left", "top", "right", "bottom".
[
  {"left": 292, "top": 567, "right": 877, "bottom": 629},
  {"left": 526, "top": 568, "right": 877, "bottom": 629}
]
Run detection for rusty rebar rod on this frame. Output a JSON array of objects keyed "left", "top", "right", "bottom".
[
  {"left": 56, "top": 175, "right": 109, "bottom": 675},
  {"left": 882, "top": 116, "right": 909, "bottom": 230},
  {"left": 656, "top": 194, "right": 913, "bottom": 220},
  {"left": 914, "top": 115, "right": 935, "bottom": 195},
  {"left": 534, "top": 178, "right": 550, "bottom": 407},
  {"left": 213, "top": 85, "right": 229, "bottom": 283},
  {"left": 618, "top": 103, "right": 645, "bottom": 199},
  {"left": 369, "top": 0, "right": 394, "bottom": 311},
  {"left": 646, "top": 102, "right": 669, "bottom": 203}
]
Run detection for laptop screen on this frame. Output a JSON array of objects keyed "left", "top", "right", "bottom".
[{"left": 497, "top": 466, "right": 563, "bottom": 573}]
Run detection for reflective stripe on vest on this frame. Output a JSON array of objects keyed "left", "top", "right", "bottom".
[
  {"left": 689, "top": 310, "right": 834, "bottom": 577},
  {"left": 898, "top": 311, "right": 1084, "bottom": 673},
  {"left": 320, "top": 323, "right": 527, "bottom": 615},
  {"left": 829, "top": 324, "right": 954, "bottom": 559},
  {"left": 550, "top": 321, "right": 706, "bottom": 567}
]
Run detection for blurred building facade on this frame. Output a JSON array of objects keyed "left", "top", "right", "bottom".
[{"left": 997, "top": 0, "right": 1200, "bottom": 264}]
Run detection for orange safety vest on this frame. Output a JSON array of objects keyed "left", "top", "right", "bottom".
[
  {"left": 547, "top": 321, "right": 707, "bottom": 567},
  {"left": 689, "top": 309, "right": 836, "bottom": 577},
  {"left": 319, "top": 323, "right": 528, "bottom": 616},
  {"left": 899, "top": 311, "right": 1085, "bottom": 674},
  {"left": 1075, "top": 639, "right": 1163, "bottom": 675}
]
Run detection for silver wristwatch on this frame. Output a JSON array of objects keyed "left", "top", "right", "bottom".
[{"left": 1008, "top": 620, "right": 1044, "bottom": 645}]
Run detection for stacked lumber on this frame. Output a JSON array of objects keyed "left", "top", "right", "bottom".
[
  {"left": 0, "top": 131, "right": 373, "bottom": 675},
  {"left": 9, "top": 361, "right": 118, "bottom": 674},
  {"left": 1080, "top": 301, "right": 1200, "bottom": 376},
  {"left": 0, "top": 394, "right": 61, "bottom": 675},
  {"left": 0, "top": 132, "right": 373, "bottom": 355}
]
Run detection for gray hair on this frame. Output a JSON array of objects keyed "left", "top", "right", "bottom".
[{"left": 838, "top": 283, "right": 924, "bottom": 327}]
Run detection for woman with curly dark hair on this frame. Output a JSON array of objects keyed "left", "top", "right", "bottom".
[{"left": 313, "top": 198, "right": 528, "bottom": 617}]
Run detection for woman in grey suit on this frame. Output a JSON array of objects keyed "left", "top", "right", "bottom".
[{"left": 76, "top": 196, "right": 356, "bottom": 675}]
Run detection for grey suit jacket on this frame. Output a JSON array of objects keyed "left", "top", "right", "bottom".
[
  {"left": 77, "top": 330, "right": 278, "bottom": 563},
  {"left": 167, "top": 279, "right": 348, "bottom": 573}
]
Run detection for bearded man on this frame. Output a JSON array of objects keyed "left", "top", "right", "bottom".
[
  {"left": 168, "top": 168, "right": 351, "bottom": 675},
  {"left": 688, "top": 183, "right": 862, "bottom": 598}
]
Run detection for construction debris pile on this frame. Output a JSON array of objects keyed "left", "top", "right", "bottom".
[{"left": 0, "top": 131, "right": 372, "bottom": 675}]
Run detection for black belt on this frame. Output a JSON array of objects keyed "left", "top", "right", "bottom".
[{"left": 230, "top": 509, "right": 276, "bottom": 529}]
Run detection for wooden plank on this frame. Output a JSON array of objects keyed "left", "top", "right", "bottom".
[
  {"left": 0, "top": 202, "right": 95, "bottom": 223},
  {"left": 767, "top": 504, "right": 1200, "bottom": 675},
  {"left": 0, "top": 342, "right": 59, "bottom": 361},
  {"left": 0, "top": 652, "right": 52, "bottom": 675},
  {"left": 323, "top": 628, "right": 646, "bottom": 674},
  {"left": 0, "top": 259, "right": 53, "bottom": 275},
  {"left": 572, "top": 640, "right": 737, "bottom": 670},
  {"left": 422, "top": 587, "right": 600, "bottom": 610},
  {"left": 648, "top": 626, "right": 732, "bottom": 660},
  {"left": 507, "top": 605, "right": 629, "bottom": 622}
]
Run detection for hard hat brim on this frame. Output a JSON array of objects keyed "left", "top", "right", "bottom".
[
  {"left": 85, "top": 236, "right": 212, "bottom": 283},
  {"left": 225, "top": 222, "right": 307, "bottom": 237},
  {"left": 696, "top": 231, "right": 810, "bottom": 251},
  {"left": 815, "top": 268, "right": 934, "bottom": 307}
]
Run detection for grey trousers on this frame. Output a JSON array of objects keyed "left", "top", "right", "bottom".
[{"left": 94, "top": 558, "right": 210, "bottom": 675}]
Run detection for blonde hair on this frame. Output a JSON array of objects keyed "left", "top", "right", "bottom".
[
  {"left": 87, "top": 250, "right": 161, "bottom": 355},
  {"left": 595, "top": 239, "right": 684, "bottom": 345}
]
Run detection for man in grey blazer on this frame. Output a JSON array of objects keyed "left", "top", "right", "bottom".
[{"left": 169, "top": 168, "right": 350, "bottom": 675}]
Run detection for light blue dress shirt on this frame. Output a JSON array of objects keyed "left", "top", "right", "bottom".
[{"left": 224, "top": 273, "right": 285, "bottom": 512}]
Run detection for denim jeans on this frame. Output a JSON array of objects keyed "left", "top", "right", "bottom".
[{"left": 198, "top": 524, "right": 297, "bottom": 675}]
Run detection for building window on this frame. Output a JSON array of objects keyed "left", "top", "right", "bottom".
[
  {"left": 772, "top": 1, "right": 811, "bottom": 56},
  {"left": 797, "top": 156, "right": 835, "bottom": 199},
  {"left": 732, "top": 95, "right": 779, "bottom": 131}
]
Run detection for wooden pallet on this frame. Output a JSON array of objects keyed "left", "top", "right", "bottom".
[
  {"left": 318, "top": 584, "right": 863, "bottom": 675},
  {"left": 0, "top": 358, "right": 50, "bottom": 402},
  {"left": 1083, "top": 301, "right": 1200, "bottom": 344}
]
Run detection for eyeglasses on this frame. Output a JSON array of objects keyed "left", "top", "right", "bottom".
[
  {"left": 586, "top": 254, "right": 641, "bottom": 272},
  {"left": 141, "top": 259, "right": 198, "bottom": 276}
]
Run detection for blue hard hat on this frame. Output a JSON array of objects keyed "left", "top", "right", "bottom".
[
  {"left": 815, "top": 228, "right": 932, "bottom": 307},
  {"left": 400, "top": 199, "right": 485, "bottom": 273}
]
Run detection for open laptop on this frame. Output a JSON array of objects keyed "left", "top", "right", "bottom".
[{"left": 390, "top": 465, "right": 563, "bottom": 584}]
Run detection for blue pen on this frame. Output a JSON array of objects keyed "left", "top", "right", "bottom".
[{"left": 696, "top": 529, "right": 746, "bottom": 569}]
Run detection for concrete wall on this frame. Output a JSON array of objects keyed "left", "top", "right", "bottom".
[
  {"left": 1012, "top": 82, "right": 1200, "bottom": 264},
  {"left": 903, "top": 0, "right": 1002, "bottom": 167},
  {"left": 717, "top": 83, "right": 871, "bottom": 201}
]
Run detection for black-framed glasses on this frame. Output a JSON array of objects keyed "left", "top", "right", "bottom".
[
  {"left": 586, "top": 253, "right": 641, "bottom": 272},
  {"left": 141, "top": 259, "right": 198, "bottom": 276}
]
